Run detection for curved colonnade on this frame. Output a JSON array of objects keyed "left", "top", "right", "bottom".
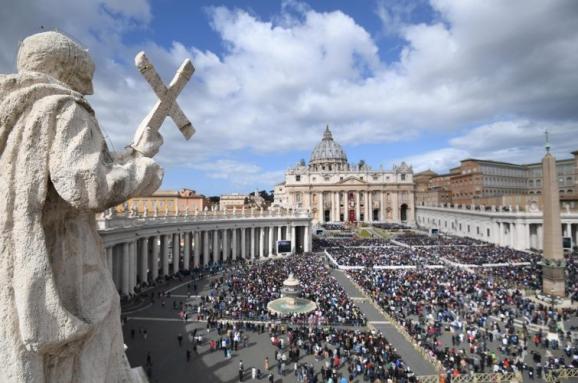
[{"left": 97, "top": 210, "right": 312, "bottom": 296}]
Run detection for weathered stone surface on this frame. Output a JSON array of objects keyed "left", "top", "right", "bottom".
[{"left": 0, "top": 31, "right": 163, "bottom": 382}]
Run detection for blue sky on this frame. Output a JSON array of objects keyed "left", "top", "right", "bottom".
[{"left": 1, "top": 0, "right": 577, "bottom": 196}]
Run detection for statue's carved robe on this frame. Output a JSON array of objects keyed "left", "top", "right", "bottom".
[{"left": 0, "top": 72, "right": 161, "bottom": 382}]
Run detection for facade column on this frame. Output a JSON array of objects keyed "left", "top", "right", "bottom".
[
  {"left": 336, "top": 192, "right": 341, "bottom": 222},
  {"left": 259, "top": 227, "right": 265, "bottom": 258},
  {"left": 213, "top": 229, "right": 219, "bottom": 264},
  {"left": 291, "top": 225, "right": 297, "bottom": 254},
  {"left": 231, "top": 229, "right": 238, "bottom": 260},
  {"left": 345, "top": 192, "right": 350, "bottom": 222},
  {"left": 392, "top": 193, "right": 399, "bottom": 223},
  {"left": 193, "top": 231, "right": 201, "bottom": 268},
  {"left": 355, "top": 192, "right": 360, "bottom": 222},
  {"left": 277, "top": 226, "right": 282, "bottom": 242},
  {"left": 139, "top": 237, "right": 148, "bottom": 284},
  {"left": 268, "top": 226, "right": 274, "bottom": 256},
  {"left": 250, "top": 227, "right": 256, "bottom": 259},
  {"left": 241, "top": 228, "right": 247, "bottom": 260},
  {"left": 318, "top": 192, "right": 324, "bottom": 224},
  {"left": 304, "top": 225, "right": 311, "bottom": 252},
  {"left": 162, "top": 235, "right": 170, "bottom": 276},
  {"left": 379, "top": 191, "right": 385, "bottom": 222},
  {"left": 367, "top": 192, "right": 373, "bottom": 222},
  {"left": 203, "top": 230, "right": 210, "bottom": 266},
  {"left": 222, "top": 229, "right": 229, "bottom": 262},
  {"left": 537, "top": 224, "right": 544, "bottom": 251},
  {"left": 151, "top": 235, "right": 160, "bottom": 280},
  {"left": 183, "top": 232, "right": 190, "bottom": 271},
  {"left": 121, "top": 242, "right": 130, "bottom": 296},
  {"left": 364, "top": 191, "right": 369, "bottom": 222},
  {"left": 565, "top": 223, "right": 571, "bottom": 238},
  {"left": 172, "top": 233, "right": 180, "bottom": 274}
]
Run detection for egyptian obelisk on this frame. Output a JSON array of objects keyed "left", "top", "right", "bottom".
[{"left": 541, "top": 131, "right": 566, "bottom": 297}]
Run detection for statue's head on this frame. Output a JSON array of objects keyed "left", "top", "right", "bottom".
[{"left": 17, "top": 31, "right": 95, "bottom": 95}]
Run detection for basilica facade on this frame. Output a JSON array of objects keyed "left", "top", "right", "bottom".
[{"left": 274, "top": 127, "right": 415, "bottom": 225}]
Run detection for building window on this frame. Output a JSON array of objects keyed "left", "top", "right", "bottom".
[
  {"left": 296, "top": 175, "right": 301, "bottom": 182},
  {"left": 401, "top": 174, "right": 406, "bottom": 181}
]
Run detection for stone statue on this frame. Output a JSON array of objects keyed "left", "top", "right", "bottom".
[{"left": 0, "top": 31, "right": 192, "bottom": 382}]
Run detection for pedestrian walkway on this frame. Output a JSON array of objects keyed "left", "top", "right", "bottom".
[{"left": 331, "top": 268, "right": 438, "bottom": 376}]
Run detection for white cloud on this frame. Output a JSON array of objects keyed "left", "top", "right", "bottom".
[
  {"left": 191, "top": 159, "right": 284, "bottom": 190},
  {"left": 405, "top": 147, "right": 469, "bottom": 173},
  {"left": 406, "top": 119, "right": 578, "bottom": 173}
]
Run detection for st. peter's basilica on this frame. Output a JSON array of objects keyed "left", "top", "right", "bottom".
[{"left": 274, "top": 126, "right": 415, "bottom": 225}]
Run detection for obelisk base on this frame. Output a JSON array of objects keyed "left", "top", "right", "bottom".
[{"left": 543, "top": 264, "right": 566, "bottom": 298}]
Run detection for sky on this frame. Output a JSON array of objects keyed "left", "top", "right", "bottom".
[{"left": 1, "top": 0, "right": 577, "bottom": 196}]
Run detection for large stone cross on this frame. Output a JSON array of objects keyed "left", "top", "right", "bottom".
[{"left": 131, "top": 51, "right": 195, "bottom": 151}]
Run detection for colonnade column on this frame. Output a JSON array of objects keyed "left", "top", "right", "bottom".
[
  {"left": 259, "top": 227, "right": 265, "bottom": 258},
  {"left": 277, "top": 226, "right": 282, "bottom": 242},
  {"left": 162, "top": 235, "right": 170, "bottom": 276},
  {"left": 193, "top": 231, "right": 200, "bottom": 268},
  {"left": 139, "top": 237, "right": 148, "bottom": 284},
  {"left": 183, "top": 232, "right": 190, "bottom": 271},
  {"left": 537, "top": 224, "right": 544, "bottom": 251},
  {"left": 129, "top": 241, "right": 137, "bottom": 293},
  {"left": 250, "top": 227, "right": 256, "bottom": 259},
  {"left": 222, "top": 229, "right": 229, "bottom": 262},
  {"left": 231, "top": 229, "right": 238, "bottom": 260},
  {"left": 268, "top": 226, "right": 274, "bottom": 256},
  {"left": 203, "top": 230, "right": 209, "bottom": 266},
  {"left": 213, "top": 229, "right": 219, "bottom": 263},
  {"left": 241, "top": 228, "right": 247, "bottom": 260},
  {"left": 121, "top": 242, "right": 130, "bottom": 295},
  {"left": 151, "top": 235, "right": 160, "bottom": 280},
  {"left": 172, "top": 233, "right": 180, "bottom": 274}
]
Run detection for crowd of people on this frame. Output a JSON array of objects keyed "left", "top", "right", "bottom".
[
  {"left": 395, "top": 233, "right": 487, "bottom": 247},
  {"left": 328, "top": 246, "right": 441, "bottom": 267},
  {"left": 372, "top": 223, "right": 411, "bottom": 231},
  {"left": 279, "top": 326, "right": 417, "bottom": 382},
  {"left": 315, "top": 232, "right": 542, "bottom": 267},
  {"left": 349, "top": 267, "right": 578, "bottom": 375},
  {"left": 428, "top": 245, "right": 540, "bottom": 265},
  {"left": 189, "top": 254, "right": 366, "bottom": 326}
]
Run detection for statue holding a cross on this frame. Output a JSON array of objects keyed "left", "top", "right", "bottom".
[{"left": 0, "top": 31, "right": 194, "bottom": 382}]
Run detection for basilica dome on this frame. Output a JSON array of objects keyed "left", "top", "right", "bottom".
[{"left": 309, "top": 126, "right": 348, "bottom": 170}]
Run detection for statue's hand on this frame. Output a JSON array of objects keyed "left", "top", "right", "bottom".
[{"left": 131, "top": 126, "right": 163, "bottom": 158}]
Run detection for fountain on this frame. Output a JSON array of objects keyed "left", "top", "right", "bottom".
[{"left": 267, "top": 273, "right": 317, "bottom": 316}]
